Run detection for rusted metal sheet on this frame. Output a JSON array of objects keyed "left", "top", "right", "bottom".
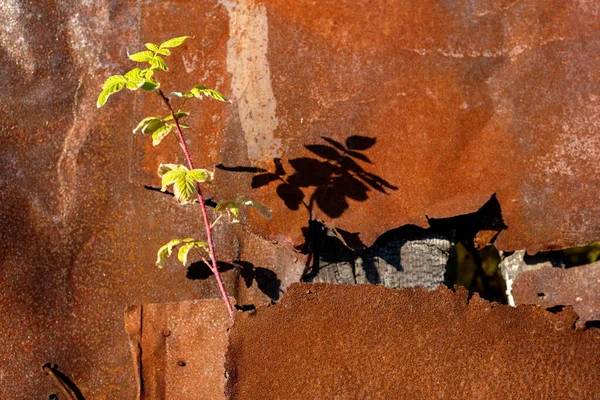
[
  {"left": 512, "top": 262, "right": 600, "bottom": 329},
  {"left": 124, "top": 299, "right": 232, "bottom": 400},
  {"left": 226, "top": 283, "right": 600, "bottom": 399},
  {"left": 1, "top": 0, "right": 600, "bottom": 398},
  {"left": 132, "top": 0, "right": 600, "bottom": 253}
]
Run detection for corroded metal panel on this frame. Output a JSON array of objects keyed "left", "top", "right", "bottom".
[
  {"left": 124, "top": 299, "right": 232, "bottom": 400},
  {"left": 226, "top": 283, "right": 600, "bottom": 399},
  {"left": 1, "top": 0, "right": 599, "bottom": 398},
  {"left": 512, "top": 262, "right": 600, "bottom": 329}
]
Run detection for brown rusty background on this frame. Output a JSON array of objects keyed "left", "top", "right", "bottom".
[
  {"left": 1, "top": 0, "right": 599, "bottom": 398},
  {"left": 226, "top": 283, "right": 600, "bottom": 399}
]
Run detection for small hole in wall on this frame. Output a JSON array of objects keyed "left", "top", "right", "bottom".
[
  {"left": 178, "top": 361, "right": 186, "bottom": 367},
  {"left": 49, "top": 395, "right": 58, "bottom": 400},
  {"left": 584, "top": 320, "right": 600, "bottom": 330},
  {"left": 546, "top": 305, "right": 565, "bottom": 314},
  {"left": 537, "top": 292, "right": 546, "bottom": 299}
]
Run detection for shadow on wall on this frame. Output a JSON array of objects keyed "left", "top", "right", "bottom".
[
  {"left": 187, "top": 260, "right": 282, "bottom": 301},
  {"left": 219, "top": 135, "right": 398, "bottom": 219}
]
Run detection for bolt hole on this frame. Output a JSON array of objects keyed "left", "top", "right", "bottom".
[
  {"left": 537, "top": 292, "right": 545, "bottom": 299},
  {"left": 49, "top": 395, "right": 59, "bottom": 400},
  {"left": 178, "top": 361, "right": 186, "bottom": 367}
]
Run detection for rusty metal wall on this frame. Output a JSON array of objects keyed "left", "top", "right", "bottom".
[{"left": 1, "top": 0, "right": 599, "bottom": 398}]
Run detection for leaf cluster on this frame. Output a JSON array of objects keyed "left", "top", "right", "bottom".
[
  {"left": 156, "top": 238, "right": 208, "bottom": 268},
  {"left": 157, "top": 163, "right": 214, "bottom": 205},
  {"left": 133, "top": 112, "right": 190, "bottom": 146},
  {"left": 97, "top": 36, "right": 192, "bottom": 108}
]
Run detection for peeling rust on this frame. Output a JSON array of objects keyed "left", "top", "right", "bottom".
[{"left": 512, "top": 262, "right": 600, "bottom": 329}]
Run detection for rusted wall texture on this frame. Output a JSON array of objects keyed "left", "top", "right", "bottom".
[
  {"left": 226, "top": 283, "right": 600, "bottom": 399},
  {"left": 0, "top": 0, "right": 599, "bottom": 398}
]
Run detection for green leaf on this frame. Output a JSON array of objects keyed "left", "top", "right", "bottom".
[
  {"left": 124, "top": 68, "right": 143, "bottom": 79},
  {"left": 179, "top": 122, "right": 191, "bottom": 129},
  {"left": 170, "top": 91, "right": 194, "bottom": 98},
  {"left": 177, "top": 241, "right": 208, "bottom": 266},
  {"left": 149, "top": 55, "right": 168, "bottom": 71},
  {"left": 164, "top": 111, "right": 189, "bottom": 121},
  {"left": 151, "top": 123, "right": 175, "bottom": 146},
  {"left": 173, "top": 175, "right": 197, "bottom": 204},
  {"left": 216, "top": 200, "right": 240, "bottom": 223},
  {"left": 190, "top": 86, "right": 230, "bottom": 103},
  {"left": 97, "top": 75, "right": 126, "bottom": 108},
  {"left": 129, "top": 50, "right": 154, "bottom": 62},
  {"left": 145, "top": 42, "right": 171, "bottom": 55},
  {"left": 157, "top": 164, "right": 213, "bottom": 204},
  {"left": 159, "top": 164, "right": 187, "bottom": 191},
  {"left": 102, "top": 75, "right": 127, "bottom": 89},
  {"left": 140, "top": 80, "right": 160, "bottom": 91},
  {"left": 156, "top": 237, "right": 195, "bottom": 268},
  {"left": 141, "top": 69, "right": 154, "bottom": 80},
  {"left": 124, "top": 68, "right": 145, "bottom": 89},
  {"left": 187, "top": 168, "right": 213, "bottom": 183},
  {"left": 159, "top": 36, "right": 192, "bottom": 49},
  {"left": 132, "top": 117, "right": 165, "bottom": 135}
]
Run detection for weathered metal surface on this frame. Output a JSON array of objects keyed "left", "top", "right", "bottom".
[
  {"left": 124, "top": 299, "right": 232, "bottom": 400},
  {"left": 499, "top": 249, "right": 566, "bottom": 306},
  {"left": 226, "top": 283, "right": 600, "bottom": 399},
  {"left": 512, "top": 262, "right": 600, "bottom": 329},
  {"left": 216, "top": 0, "right": 600, "bottom": 253},
  {"left": 1, "top": 0, "right": 599, "bottom": 398}
]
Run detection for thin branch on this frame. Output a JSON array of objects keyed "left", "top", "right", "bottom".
[{"left": 158, "top": 89, "right": 234, "bottom": 320}]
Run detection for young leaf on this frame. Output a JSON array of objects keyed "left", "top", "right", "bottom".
[
  {"left": 157, "top": 164, "right": 213, "bottom": 204},
  {"left": 145, "top": 42, "right": 171, "bottom": 56},
  {"left": 132, "top": 117, "right": 165, "bottom": 135},
  {"left": 102, "top": 75, "right": 127, "bottom": 89},
  {"left": 156, "top": 238, "right": 184, "bottom": 268},
  {"left": 170, "top": 91, "right": 194, "bottom": 98},
  {"left": 159, "top": 164, "right": 187, "bottom": 191},
  {"left": 187, "top": 168, "right": 213, "bottom": 183},
  {"left": 141, "top": 68, "right": 154, "bottom": 80},
  {"left": 156, "top": 237, "right": 196, "bottom": 268},
  {"left": 97, "top": 75, "right": 127, "bottom": 108},
  {"left": 124, "top": 68, "right": 145, "bottom": 89},
  {"left": 149, "top": 55, "right": 168, "bottom": 71},
  {"left": 164, "top": 111, "right": 189, "bottom": 121},
  {"left": 128, "top": 50, "right": 154, "bottom": 63},
  {"left": 216, "top": 200, "right": 241, "bottom": 223},
  {"left": 177, "top": 241, "right": 208, "bottom": 266},
  {"left": 159, "top": 36, "right": 192, "bottom": 49},
  {"left": 190, "top": 86, "right": 231, "bottom": 103},
  {"left": 140, "top": 80, "right": 160, "bottom": 91},
  {"left": 151, "top": 123, "right": 175, "bottom": 146}
]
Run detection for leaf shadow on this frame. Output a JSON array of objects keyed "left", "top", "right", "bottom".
[
  {"left": 219, "top": 135, "right": 398, "bottom": 219},
  {"left": 186, "top": 260, "right": 281, "bottom": 301}
]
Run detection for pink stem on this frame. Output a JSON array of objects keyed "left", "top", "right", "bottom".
[{"left": 158, "top": 90, "right": 234, "bottom": 320}]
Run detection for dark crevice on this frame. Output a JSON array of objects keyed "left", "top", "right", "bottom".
[
  {"left": 300, "top": 194, "right": 509, "bottom": 302},
  {"left": 546, "top": 305, "right": 566, "bottom": 314}
]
